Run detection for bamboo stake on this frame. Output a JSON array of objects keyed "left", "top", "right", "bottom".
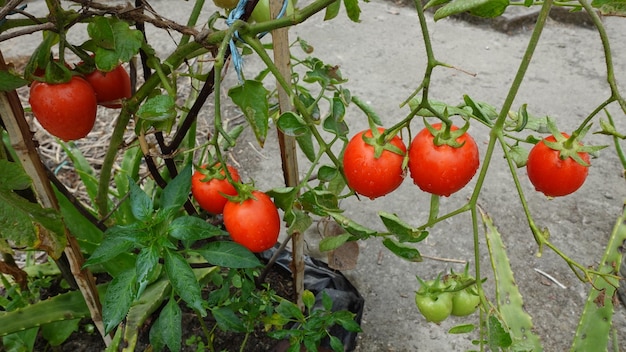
[{"left": 269, "top": 0, "right": 304, "bottom": 310}]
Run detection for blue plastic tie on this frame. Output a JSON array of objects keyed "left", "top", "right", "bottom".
[{"left": 226, "top": 0, "right": 289, "bottom": 82}]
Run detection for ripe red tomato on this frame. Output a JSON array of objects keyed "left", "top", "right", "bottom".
[
  {"left": 29, "top": 76, "right": 97, "bottom": 141},
  {"left": 84, "top": 65, "right": 131, "bottom": 108},
  {"left": 407, "top": 123, "right": 479, "bottom": 197},
  {"left": 526, "top": 134, "right": 590, "bottom": 197},
  {"left": 191, "top": 164, "right": 241, "bottom": 215},
  {"left": 223, "top": 191, "right": 280, "bottom": 253},
  {"left": 342, "top": 128, "right": 407, "bottom": 199}
]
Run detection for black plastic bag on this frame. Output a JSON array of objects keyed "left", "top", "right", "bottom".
[{"left": 260, "top": 246, "right": 364, "bottom": 352}]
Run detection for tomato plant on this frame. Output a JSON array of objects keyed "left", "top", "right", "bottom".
[
  {"left": 526, "top": 133, "right": 591, "bottom": 197},
  {"left": 28, "top": 76, "right": 97, "bottom": 141},
  {"left": 407, "top": 122, "right": 479, "bottom": 197},
  {"left": 191, "top": 164, "right": 241, "bottom": 215},
  {"left": 223, "top": 190, "right": 280, "bottom": 253},
  {"left": 84, "top": 65, "right": 132, "bottom": 109},
  {"left": 342, "top": 127, "right": 406, "bottom": 199}
]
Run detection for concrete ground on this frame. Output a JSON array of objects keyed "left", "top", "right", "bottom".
[{"left": 3, "top": 1, "right": 626, "bottom": 351}]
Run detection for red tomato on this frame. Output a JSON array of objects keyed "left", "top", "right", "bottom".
[
  {"left": 29, "top": 76, "right": 97, "bottom": 141},
  {"left": 342, "top": 128, "right": 407, "bottom": 199},
  {"left": 408, "top": 123, "right": 479, "bottom": 197},
  {"left": 223, "top": 191, "right": 280, "bottom": 253},
  {"left": 191, "top": 164, "right": 241, "bottom": 215},
  {"left": 526, "top": 133, "right": 590, "bottom": 197},
  {"left": 84, "top": 65, "right": 131, "bottom": 108}
]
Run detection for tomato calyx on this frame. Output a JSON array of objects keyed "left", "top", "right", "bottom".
[
  {"left": 224, "top": 182, "right": 259, "bottom": 204},
  {"left": 361, "top": 127, "right": 406, "bottom": 159},
  {"left": 424, "top": 118, "right": 470, "bottom": 148},
  {"left": 541, "top": 120, "right": 606, "bottom": 167}
]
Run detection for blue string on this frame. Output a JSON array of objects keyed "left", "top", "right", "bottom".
[
  {"left": 226, "top": 0, "right": 289, "bottom": 82},
  {"left": 0, "top": 4, "right": 28, "bottom": 27}
]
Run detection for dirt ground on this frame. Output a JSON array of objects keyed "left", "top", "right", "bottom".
[{"left": 3, "top": 1, "right": 626, "bottom": 351}]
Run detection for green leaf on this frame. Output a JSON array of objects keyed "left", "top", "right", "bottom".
[
  {"left": 0, "top": 70, "right": 28, "bottom": 92},
  {"left": 323, "top": 96, "right": 349, "bottom": 137},
  {"left": 0, "top": 188, "right": 66, "bottom": 258},
  {"left": 302, "top": 290, "right": 316, "bottom": 311},
  {"left": 103, "top": 269, "right": 137, "bottom": 334},
  {"left": 434, "top": 0, "right": 509, "bottom": 20},
  {"left": 343, "top": 0, "right": 361, "bottom": 22},
  {"left": 88, "top": 16, "right": 116, "bottom": 50},
  {"left": 113, "top": 146, "right": 143, "bottom": 225},
  {"left": 212, "top": 307, "right": 247, "bottom": 333},
  {"left": 449, "top": 323, "right": 475, "bottom": 334},
  {"left": 487, "top": 315, "right": 513, "bottom": 349},
  {"left": 266, "top": 187, "right": 298, "bottom": 212},
  {"left": 128, "top": 178, "right": 154, "bottom": 221},
  {"left": 329, "top": 212, "right": 378, "bottom": 238},
  {"left": 135, "top": 244, "right": 161, "bottom": 297},
  {"left": 303, "top": 58, "right": 346, "bottom": 87},
  {"left": 40, "top": 319, "right": 80, "bottom": 346},
  {"left": 275, "top": 299, "right": 305, "bottom": 321},
  {"left": 194, "top": 241, "right": 261, "bottom": 268},
  {"left": 0, "top": 160, "right": 30, "bottom": 190},
  {"left": 229, "top": 80, "right": 270, "bottom": 147},
  {"left": 169, "top": 216, "right": 226, "bottom": 243},
  {"left": 157, "top": 298, "right": 183, "bottom": 352},
  {"left": 324, "top": 0, "right": 341, "bottom": 20},
  {"left": 83, "top": 225, "right": 139, "bottom": 267},
  {"left": 382, "top": 238, "right": 422, "bottom": 262},
  {"left": 592, "top": 0, "right": 626, "bottom": 16},
  {"left": 379, "top": 212, "right": 428, "bottom": 243},
  {"left": 164, "top": 249, "right": 206, "bottom": 316},
  {"left": 161, "top": 163, "right": 192, "bottom": 212},
  {"left": 462, "top": 95, "right": 498, "bottom": 124},
  {"left": 277, "top": 111, "right": 309, "bottom": 137},
  {"left": 2, "top": 328, "right": 37, "bottom": 352},
  {"left": 508, "top": 145, "right": 529, "bottom": 168},
  {"left": 286, "top": 209, "right": 313, "bottom": 236},
  {"left": 329, "top": 335, "right": 343, "bottom": 352},
  {"left": 136, "top": 95, "right": 177, "bottom": 122},
  {"left": 297, "top": 129, "right": 316, "bottom": 162},
  {"left": 61, "top": 142, "right": 100, "bottom": 208},
  {"left": 300, "top": 188, "right": 340, "bottom": 216},
  {"left": 319, "top": 234, "right": 352, "bottom": 252}
]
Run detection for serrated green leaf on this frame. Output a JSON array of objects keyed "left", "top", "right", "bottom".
[
  {"left": 88, "top": 17, "right": 115, "bottom": 50},
  {"left": 487, "top": 315, "right": 512, "bottom": 349},
  {"left": 0, "top": 70, "right": 28, "bottom": 92},
  {"left": 194, "top": 241, "right": 261, "bottom": 268},
  {"left": 382, "top": 238, "right": 422, "bottom": 262},
  {"left": 84, "top": 225, "right": 139, "bottom": 267},
  {"left": 164, "top": 249, "right": 206, "bottom": 316},
  {"left": 229, "top": 80, "right": 270, "bottom": 147},
  {"left": 103, "top": 269, "right": 137, "bottom": 334}
]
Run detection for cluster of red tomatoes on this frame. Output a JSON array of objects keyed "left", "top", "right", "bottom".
[
  {"left": 191, "top": 164, "right": 280, "bottom": 253},
  {"left": 343, "top": 124, "right": 590, "bottom": 199},
  {"left": 29, "top": 63, "right": 132, "bottom": 141}
]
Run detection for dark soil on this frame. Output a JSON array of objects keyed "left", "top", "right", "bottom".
[{"left": 30, "top": 267, "right": 295, "bottom": 352}]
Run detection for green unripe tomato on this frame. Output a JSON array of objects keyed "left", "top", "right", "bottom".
[
  {"left": 213, "top": 0, "right": 239, "bottom": 9},
  {"left": 250, "top": 0, "right": 294, "bottom": 23},
  {"left": 451, "top": 288, "right": 480, "bottom": 316},
  {"left": 414, "top": 291, "right": 453, "bottom": 323}
]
